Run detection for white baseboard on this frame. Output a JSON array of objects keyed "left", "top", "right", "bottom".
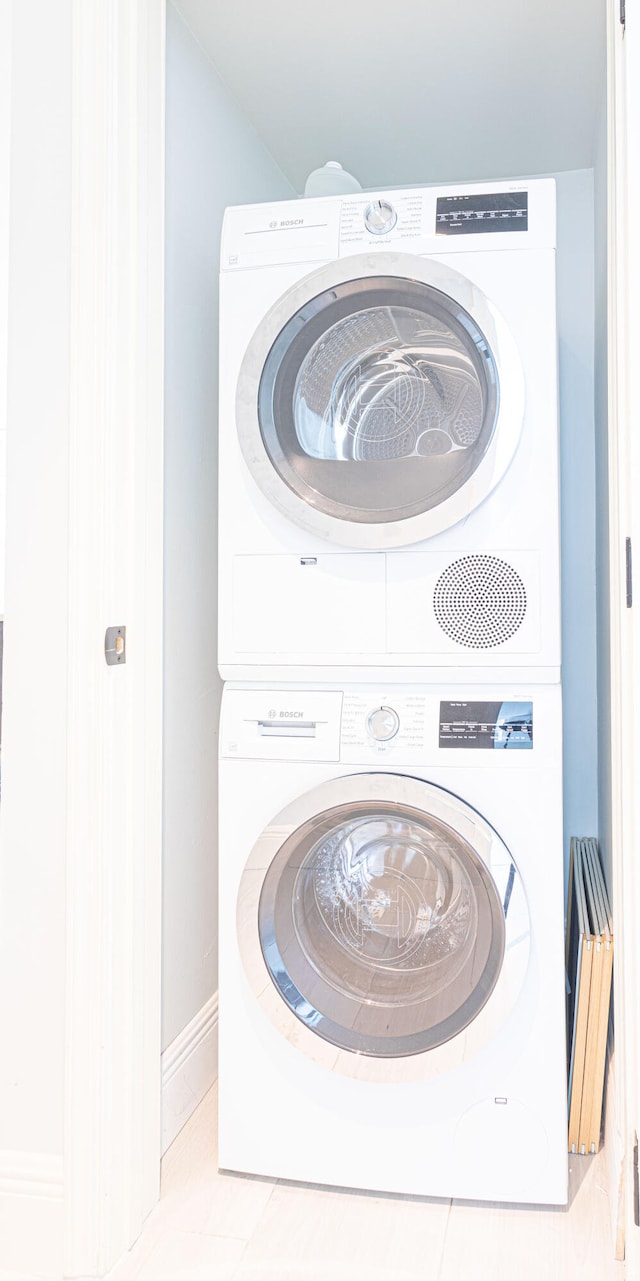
[
  {"left": 0, "top": 1150, "right": 64, "bottom": 1275},
  {"left": 161, "top": 992, "right": 219, "bottom": 1155}
]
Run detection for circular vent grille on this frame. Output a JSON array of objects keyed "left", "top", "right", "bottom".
[{"left": 433, "top": 555, "right": 527, "bottom": 649}]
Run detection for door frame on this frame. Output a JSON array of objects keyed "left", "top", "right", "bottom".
[
  {"left": 607, "top": 0, "right": 640, "bottom": 1267},
  {"left": 62, "top": 2, "right": 165, "bottom": 1274}
]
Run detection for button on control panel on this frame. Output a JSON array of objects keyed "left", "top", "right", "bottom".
[
  {"left": 339, "top": 191, "right": 423, "bottom": 250},
  {"left": 363, "top": 199, "right": 398, "bottom": 235},
  {"left": 366, "top": 705, "right": 400, "bottom": 741},
  {"left": 342, "top": 691, "right": 427, "bottom": 756}
]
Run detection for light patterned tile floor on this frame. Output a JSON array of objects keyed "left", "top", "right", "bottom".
[
  {"left": 104, "top": 1084, "right": 624, "bottom": 1281},
  {"left": 2, "top": 1084, "right": 624, "bottom": 1281}
]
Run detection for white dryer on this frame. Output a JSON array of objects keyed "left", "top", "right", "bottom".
[
  {"left": 218, "top": 681, "right": 567, "bottom": 1205},
  {"left": 218, "top": 179, "right": 560, "bottom": 683}
]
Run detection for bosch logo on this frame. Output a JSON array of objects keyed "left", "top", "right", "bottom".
[
  {"left": 280, "top": 219, "right": 303, "bottom": 227},
  {"left": 268, "top": 220, "right": 277, "bottom": 229},
  {"left": 280, "top": 710, "right": 304, "bottom": 719}
]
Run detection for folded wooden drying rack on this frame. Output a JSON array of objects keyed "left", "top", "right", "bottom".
[{"left": 566, "top": 837, "right": 613, "bottom": 1155}]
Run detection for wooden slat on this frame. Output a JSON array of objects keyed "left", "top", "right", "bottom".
[
  {"left": 568, "top": 935, "right": 594, "bottom": 1151},
  {"left": 582, "top": 937, "right": 614, "bottom": 1153}
]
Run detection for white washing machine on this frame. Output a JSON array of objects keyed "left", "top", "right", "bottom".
[
  {"left": 218, "top": 178, "right": 560, "bottom": 683},
  {"left": 218, "top": 680, "right": 567, "bottom": 1205}
]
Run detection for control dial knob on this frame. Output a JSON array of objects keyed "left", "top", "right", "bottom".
[
  {"left": 364, "top": 199, "right": 397, "bottom": 235},
  {"left": 366, "top": 705, "right": 400, "bottom": 741}
]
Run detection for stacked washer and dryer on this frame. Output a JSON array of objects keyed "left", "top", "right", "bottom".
[{"left": 217, "top": 179, "right": 567, "bottom": 1205}]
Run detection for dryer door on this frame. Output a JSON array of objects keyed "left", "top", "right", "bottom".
[
  {"left": 236, "top": 252, "right": 524, "bottom": 550},
  {"left": 237, "top": 772, "right": 530, "bottom": 1082}
]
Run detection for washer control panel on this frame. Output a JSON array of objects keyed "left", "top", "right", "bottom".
[{"left": 220, "top": 685, "right": 551, "bottom": 766}]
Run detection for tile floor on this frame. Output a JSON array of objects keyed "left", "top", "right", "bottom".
[
  {"left": 0, "top": 1084, "right": 623, "bottom": 1281},
  {"left": 100, "top": 1084, "right": 624, "bottom": 1281}
]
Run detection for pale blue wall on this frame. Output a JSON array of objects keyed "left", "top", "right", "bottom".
[
  {"left": 164, "top": 19, "right": 600, "bottom": 1046},
  {"left": 593, "top": 99, "right": 611, "bottom": 893},
  {"left": 555, "top": 169, "right": 599, "bottom": 858},
  {"left": 163, "top": 2, "right": 295, "bottom": 1050}
]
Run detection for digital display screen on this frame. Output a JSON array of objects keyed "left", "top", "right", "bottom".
[
  {"left": 436, "top": 192, "right": 528, "bottom": 235},
  {"left": 439, "top": 700, "right": 533, "bottom": 750}
]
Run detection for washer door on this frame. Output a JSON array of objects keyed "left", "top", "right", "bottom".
[
  {"left": 237, "top": 773, "right": 530, "bottom": 1082},
  {"left": 236, "top": 252, "right": 524, "bottom": 550}
]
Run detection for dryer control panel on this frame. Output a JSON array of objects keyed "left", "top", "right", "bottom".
[{"left": 220, "top": 177, "right": 556, "bottom": 271}]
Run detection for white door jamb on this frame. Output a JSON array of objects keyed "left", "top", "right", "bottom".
[{"left": 63, "top": 3, "right": 165, "bottom": 1274}]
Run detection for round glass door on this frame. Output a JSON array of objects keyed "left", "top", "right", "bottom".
[
  {"left": 259, "top": 279, "right": 497, "bottom": 524},
  {"left": 236, "top": 253, "right": 524, "bottom": 549},
  {"left": 237, "top": 775, "right": 530, "bottom": 1068}
]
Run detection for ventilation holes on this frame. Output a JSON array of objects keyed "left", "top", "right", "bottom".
[{"left": 433, "top": 555, "right": 527, "bottom": 649}]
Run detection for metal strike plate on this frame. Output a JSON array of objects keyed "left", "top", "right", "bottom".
[{"left": 105, "top": 625, "right": 126, "bottom": 666}]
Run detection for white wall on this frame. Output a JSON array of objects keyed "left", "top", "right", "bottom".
[
  {"left": 163, "top": 3, "right": 295, "bottom": 1052},
  {"left": 0, "top": 0, "right": 10, "bottom": 614},
  {"left": 0, "top": 0, "right": 71, "bottom": 1157},
  {"left": 0, "top": 0, "right": 72, "bottom": 1270}
]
